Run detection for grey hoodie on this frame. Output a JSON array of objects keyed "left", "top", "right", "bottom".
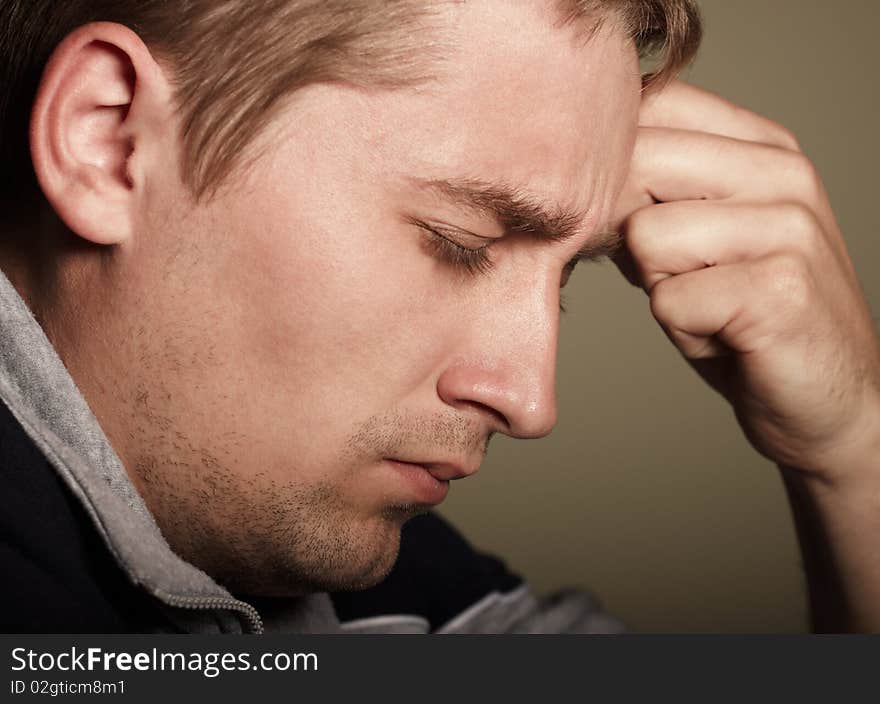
[{"left": 0, "top": 268, "right": 625, "bottom": 634}]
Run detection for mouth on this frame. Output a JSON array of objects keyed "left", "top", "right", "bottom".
[{"left": 384, "top": 459, "right": 450, "bottom": 506}]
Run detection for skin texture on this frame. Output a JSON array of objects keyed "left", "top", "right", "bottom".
[
  {"left": 610, "top": 82, "right": 880, "bottom": 631},
  {"left": 9, "top": 1, "right": 880, "bottom": 630},
  {"left": 15, "top": 3, "right": 642, "bottom": 596}
]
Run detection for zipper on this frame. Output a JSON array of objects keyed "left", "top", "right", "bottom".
[
  {"left": 0, "top": 364, "right": 265, "bottom": 636},
  {"left": 156, "top": 592, "right": 265, "bottom": 634}
]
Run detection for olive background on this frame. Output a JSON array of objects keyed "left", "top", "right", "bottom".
[{"left": 439, "top": 0, "right": 880, "bottom": 632}]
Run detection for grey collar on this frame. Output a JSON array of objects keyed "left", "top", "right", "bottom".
[{"left": 0, "top": 268, "right": 339, "bottom": 633}]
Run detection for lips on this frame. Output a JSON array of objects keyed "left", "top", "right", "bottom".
[
  {"left": 392, "top": 460, "right": 475, "bottom": 481},
  {"left": 383, "top": 459, "right": 452, "bottom": 505}
]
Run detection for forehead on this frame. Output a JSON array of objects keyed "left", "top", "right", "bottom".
[{"left": 376, "top": 0, "right": 643, "bottom": 231}]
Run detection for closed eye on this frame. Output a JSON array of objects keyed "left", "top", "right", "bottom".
[
  {"left": 411, "top": 218, "right": 573, "bottom": 313},
  {"left": 413, "top": 221, "right": 494, "bottom": 276}
]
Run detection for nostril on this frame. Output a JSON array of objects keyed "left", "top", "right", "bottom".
[{"left": 460, "top": 400, "right": 508, "bottom": 434}]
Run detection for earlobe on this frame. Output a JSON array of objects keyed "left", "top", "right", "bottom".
[{"left": 29, "top": 23, "right": 169, "bottom": 246}]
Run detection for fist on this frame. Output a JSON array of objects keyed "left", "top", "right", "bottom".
[{"left": 611, "top": 81, "right": 880, "bottom": 483}]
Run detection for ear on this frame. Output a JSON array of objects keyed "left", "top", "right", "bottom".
[{"left": 29, "top": 22, "right": 173, "bottom": 245}]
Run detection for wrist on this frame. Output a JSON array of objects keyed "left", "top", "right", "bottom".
[
  {"left": 777, "top": 428, "right": 880, "bottom": 633},
  {"left": 782, "top": 391, "right": 880, "bottom": 493}
]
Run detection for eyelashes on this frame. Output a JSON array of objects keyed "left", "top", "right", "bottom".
[
  {"left": 412, "top": 220, "right": 572, "bottom": 313},
  {"left": 418, "top": 224, "right": 495, "bottom": 276}
]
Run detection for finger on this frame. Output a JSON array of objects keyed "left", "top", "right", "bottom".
[
  {"left": 639, "top": 80, "right": 801, "bottom": 152},
  {"left": 621, "top": 127, "right": 852, "bottom": 283},
  {"left": 648, "top": 253, "right": 815, "bottom": 359},
  {"left": 624, "top": 200, "right": 833, "bottom": 293},
  {"left": 649, "top": 262, "right": 745, "bottom": 359},
  {"left": 631, "top": 127, "right": 825, "bottom": 206}
]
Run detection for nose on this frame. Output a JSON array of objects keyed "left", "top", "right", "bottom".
[{"left": 435, "top": 284, "right": 559, "bottom": 440}]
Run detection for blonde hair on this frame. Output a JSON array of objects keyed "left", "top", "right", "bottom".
[{"left": 0, "top": 0, "right": 701, "bottom": 203}]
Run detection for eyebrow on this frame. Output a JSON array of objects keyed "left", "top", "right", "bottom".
[{"left": 408, "top": 176, "right": 623, "bottom": 264}]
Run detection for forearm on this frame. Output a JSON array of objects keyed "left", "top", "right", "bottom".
[{"left": 779, "top": 463, "right": 880, "bottom": 633}]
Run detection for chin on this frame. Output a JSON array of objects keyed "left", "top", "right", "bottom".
[
  {"left": 307, "top": 505, "right": 434, "bottom": 593},
  {"left": 197, "top": 494, "right": 435, "bottom": 599},
  {"left": 323, "top": 506, "right": 430, "bottom": 592},
  {"left": 237, "top": 507, "right": 429, "bottom": 597}
]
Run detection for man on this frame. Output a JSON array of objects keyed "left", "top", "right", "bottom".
[{"left": 1, "top": 0, "right": 878, "bottom": 633}]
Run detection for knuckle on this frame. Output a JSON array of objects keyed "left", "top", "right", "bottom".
[
  {"left": 758, "top": 253, "right": 812, "bottom": 310},
  {"left": 779, "top": 201, "right": 823, "bottom": 250},
  {"left": 773, "top": 124, "right": 802, "bottom": 152},
  {"left": 622, "top": 207, "right": 651, "bottom": 249},
  {"left": 621, "top": 215, "right": 656, "bottom": 280},
  {"left": 757, "top": 112, "right": 801, "bottom": 151},
  {"left": 785, "top": 151, "right": 824, "bottom": 202},
  {"left": 624, "top": 203, "right": 673, "bottom": 260},
  {"left": 648, "top": 276, "right": 676, "bottom": 320}
]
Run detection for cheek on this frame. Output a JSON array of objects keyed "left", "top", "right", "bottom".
[{"left": 211, "top": 192, "right": 450, "bottom": 421}]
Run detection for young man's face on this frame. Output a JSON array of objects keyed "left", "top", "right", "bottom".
[{"left": 101, "top": 2, "right": 641, "bottom": 594}]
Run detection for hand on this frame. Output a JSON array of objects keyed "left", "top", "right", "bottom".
[{"left": 611, "top": 81, "right": 880, "bottom": 484}]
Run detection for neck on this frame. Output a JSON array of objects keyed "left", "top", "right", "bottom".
[
  {"left": 0, "top": 201, "right": 115, "bottom": 389},
  {"left": 0, "top": 202, "right": 61, "bottom": 323}
]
